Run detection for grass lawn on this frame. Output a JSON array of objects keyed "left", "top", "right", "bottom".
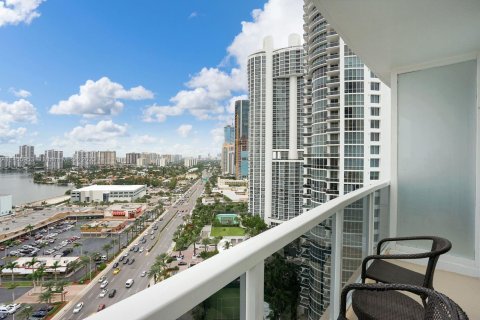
[{"left": 210, "top": 226, "right": 245, "bottom": 237}]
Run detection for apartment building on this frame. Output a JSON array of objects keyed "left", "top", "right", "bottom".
[
  {"left": 301, "top": 1, "right": 390, "bottom": 317},
  {"left": 248, "top": 34, "right": 304, "bottom": 225},
  {"left": 44, "top": 149, "right": 63, "bottom": 171}
]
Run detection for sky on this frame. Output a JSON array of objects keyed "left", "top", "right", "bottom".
[{"left": 0, "top": 0, "right": 303, "bottom": 157}]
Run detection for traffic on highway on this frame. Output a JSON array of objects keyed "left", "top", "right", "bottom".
[{"left": 58, "top": 178, "right": 206, "bottom": 320}]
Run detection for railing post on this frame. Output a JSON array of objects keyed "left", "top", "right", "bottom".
[
  {"left": 240, "top": 274, "right": 246, "bottom": 320},
  {"left": 367, "top": 192, "right": 375, "bottom": 256},
  {"left": 330, "top": 211, "right": 343, "bottom": 320},
  {"left": 245, "top": 261, "right": 264, "bottom": 320}
]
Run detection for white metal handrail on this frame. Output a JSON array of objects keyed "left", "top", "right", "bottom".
[{"left": 86, "top": 180, "right": 390, "bottom": 320}]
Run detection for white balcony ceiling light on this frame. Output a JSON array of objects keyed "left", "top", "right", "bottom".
[{"left": 313, "top": 0, "right": 480, "bottom": 85}]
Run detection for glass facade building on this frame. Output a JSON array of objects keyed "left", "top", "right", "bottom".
[
  {"left": 235, "top": 100, "right": 249, "bottom": 179},
  {"left": 301, "top": 0, "right": 390, "bottom": 318}
]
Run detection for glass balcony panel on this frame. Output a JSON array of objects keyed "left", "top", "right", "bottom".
[{"left": 179, "top": 278, "right": 243, "bottom": 320}]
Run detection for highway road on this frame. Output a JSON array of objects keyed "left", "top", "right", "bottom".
[{"left": 60, "top": 178, "right": 206, "bottom": 320}]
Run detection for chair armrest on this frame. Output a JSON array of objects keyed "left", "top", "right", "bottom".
[
  {"left": 361, "top": 251, "right": 436, "bottom": 282},
  {"left": 377, "top": 236, "right": 434, "bottom": 254}
]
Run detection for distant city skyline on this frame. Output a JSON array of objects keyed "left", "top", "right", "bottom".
[{"left": 0, "top": 0, "right": 304, "bottom": 157}]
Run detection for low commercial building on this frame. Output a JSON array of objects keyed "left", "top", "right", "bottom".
[
  {"left": 105, "top": 203, "right": 145, "bottom": 219},
  {"left": 0, "top": 194, "right": 12, "bottom": 217},
  {"left": 70, "top": 185, "right": 146, "bottom": 203},
  {"left": 80, "top": 220, "right": 127, "bottom": 234},
  {"left": 213, "top": 178, "right": 248, "bottom": 202},
  {"left": 1, "top": 256, "right": 79, "bottom": 276}
]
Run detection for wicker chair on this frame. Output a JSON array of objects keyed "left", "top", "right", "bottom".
[
  {"left": 337, "top": 283, "right": 468, "bottom": 320},
  {"left": 362, "top": 236, "right": 452, "bottom": 289}
]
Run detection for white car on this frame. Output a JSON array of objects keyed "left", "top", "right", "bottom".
[
  {"left": 139, "top": 247, "right": 144, "bottom": 253},
  {"left": 100, "top": 280, "right": 108, "bottom": 289},
  {"left": 73, "top": 302, "right": 84, "bottom": 314},
  {"left": 98, "top": 276, "right": 106, "bottom": 283},
  {"left": 99, "top": 289, "right": 108, "bottom": 298},
  {"left": 140, "top": 271, "right": 147, "bottom": 277}
]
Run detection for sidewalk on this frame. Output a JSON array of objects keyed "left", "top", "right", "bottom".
[{"left": 15, "top": 284, "right": 87, "bottom": 304}]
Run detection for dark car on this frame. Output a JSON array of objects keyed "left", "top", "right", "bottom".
[
  {"left": 128, "top": 258, "right": 135, "bottom": 265},
  {"left": 113, "top": 262, "right": 119, "bottom": 268},
  {"left": 130, "top": 246, "right": 135, "bottom": 252},
  {"left": 119, "top": 255, "right": 125, "bottom": 262},
  {"left": 31, "top": 310, "right": 48, "bottom": 318},
  {"left": 0, "top": 313, "right": 6, "bottom": 319},
  {"left": 62, "top": 248, "right": 73, "bottom": 256},
  {"left": 178, "top": 261, "right": 187, "bottom": 266},
  {"left": 108, "top": 289, "right": 116, "bottom": 298},
  {"left": 38, "top": 305, "right": 53, "bottom": 312},
  {"left": 123, "top": 258, "right": 129, "bottom": 265},
  {"left": 134, "top": 247, "right": 139, "bottom": 252}
]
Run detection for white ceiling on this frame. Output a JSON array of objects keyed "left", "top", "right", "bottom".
[{"left": 313, "top": 0, "right": 480, "bottom": 85}]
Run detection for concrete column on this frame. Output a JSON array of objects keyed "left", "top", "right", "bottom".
[
  {"left": 289, "top": 75, "right": 298, "bottom": 160},
  {"left": 245, "top": 261, "right": 264, "bottom": 320},
  {"left": 263, "top": 36, "right": 273, "bottom": 224}
]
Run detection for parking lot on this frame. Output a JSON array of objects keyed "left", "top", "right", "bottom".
[{"left": 0, "top": 218, "right": 138, "bottom": 282}]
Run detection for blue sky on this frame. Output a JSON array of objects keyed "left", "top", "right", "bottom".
[{"left": 0, "top": 0, "right": 303, "bottom": 157}]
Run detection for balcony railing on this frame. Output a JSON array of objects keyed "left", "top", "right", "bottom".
[{"left": 86, "top": 181, "right": 390, "bottom": 320}]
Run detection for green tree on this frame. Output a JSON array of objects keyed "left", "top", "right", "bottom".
[
  {"left": 39, "top": 290, "right": 53, "bottom": 304},
  {"left": 5, "top": 261, "right": 18, "bottom": 285},
  {"left": 102, "top": 243, "right": 113, "bottom": 260},
  {"left": 24, "top": 224, "right": 34, "bottom": 236},
  {"left": 26, "top": 257, "right": 39, "bottom": 289},
  {"left": 51, "top": 260, "right": 61, "bottom": 282},
  {"left": 73, "top": 242, "right": 83, "bottom": 256},
  {"left": 201, "top": 238, "right": 210, "bottom": 253},
  {"left": 264, "top": 254, "right": 300, "bottom": 319}
]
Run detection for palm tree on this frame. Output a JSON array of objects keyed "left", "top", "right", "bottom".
[
  {"left": 201, "top": 238, "right": 210, "bottom": 253},
  {"left": 24, "top": 224, "right": 34, "bottom": 237},
  {"left": 102, "top": 243, "right": 113, "bottom": 261},
  {"left": 3, "top": 240, "right": 12, "bottom": 258},
  {"left": 35, "top": 266, "right": 46, "bottom": 292},
  {"left": 79, "top": 256, "right": 91, "bottom": 279},
  {"left": 5, "top": 261, "right": 18, "bottom": 285},
  {"left": 55, "top": 280, "right": 68, "bottom": 302},
  {"left": 39, "top": 290, "right": 52, "bottom": 304},
  {"left": 43, "top": 280, "right": 55, "bottom": 293},
  {"left": 147, "top": 263, "right": 162, "bottom": 284},
  {"left": 51, "top": 261, "right": 61, "bottom": 282},
  {"left": 26, "top": 257, "right": 39, "bottom": 289},
  {"left": 73, "top": 242, "right": 83, "bottom": 256},
  {"left": 213, "top": 236, "right": 222, "bottom": 252}
]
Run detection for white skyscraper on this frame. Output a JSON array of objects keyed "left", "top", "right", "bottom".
[
  {"left": 301, "top": 1, "right": 390, "bottom": 317},
  {"left": 248, "top": 34, "right": 304, "bottom": 225},
  {"left": 44, "top": 149, "right": 63, "bottom": 171}
]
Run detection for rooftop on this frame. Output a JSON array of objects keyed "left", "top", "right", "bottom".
[{"left": 73, "top": 185, "right": 145, "bottom": 192}]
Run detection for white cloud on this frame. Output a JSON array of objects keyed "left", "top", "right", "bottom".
[
  {"left": 0, "top": 98, "right": 37, "bottom": 124},
  {"left": 9, "top": 87, "right": 31, "bottom": 98},
  {"left": 65, "top": 120, "right": 128, "bottom": 142},
  {"left": 188, "top": 11, "right": 197, "bottom": 19},
  {"left": 142, "top": 0, "right": 303, "bottom": 123},
  {"left": 177, "top": 124, "right": 193, "bottom": 138},
  {"left": 0, "top": 124, "right": 26, "bottom": 143},
  {"left": 226, "top": 0, "right": 303, "bottom": 73},
  {"left": 50, "top": 77, "right": 154, "bottom": 117},
  {"left": 0, "top": 98, "right": 37, "bottom": 143},
  {"left": 210, "top": 127, "right": 224, "bottom": 144},
  {"left": 136, "top": 134, "right": 157, "bottom": 144},
  {"left": 0, "top": 0, "right": 45, "bottom": 27}
]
